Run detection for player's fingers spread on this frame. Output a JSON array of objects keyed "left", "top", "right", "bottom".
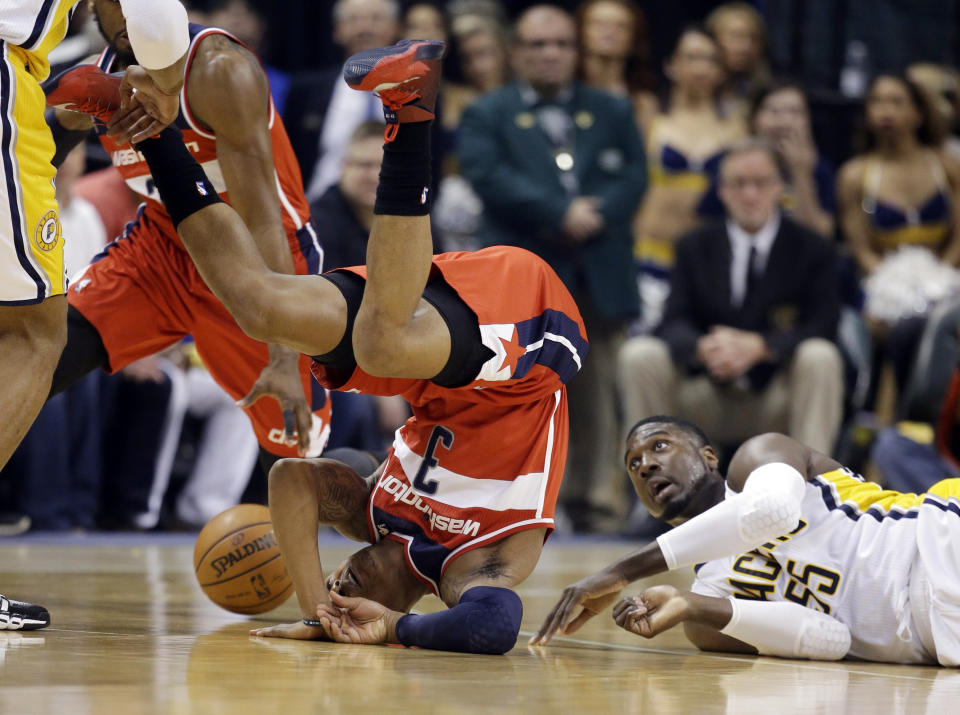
[{"left": 562, "top": 610, "right": 593, "bottom": 635}]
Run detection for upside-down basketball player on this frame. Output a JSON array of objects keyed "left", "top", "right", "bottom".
[{"left": 52, "top": 39, "right": 589, "bottom": 654}]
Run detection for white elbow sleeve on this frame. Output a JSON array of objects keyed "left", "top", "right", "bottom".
[
  {"left": 656, "top": 463, "right": 805, "bottom": 570},
  {"left": 737, "top": 462, "right": 805, "bottom": 544},
  {"left": 120, "top": 0, "right": 191, "bottom": 70},
  {"left": 720, "top": 597, "right": 851, "bottom": 660}
]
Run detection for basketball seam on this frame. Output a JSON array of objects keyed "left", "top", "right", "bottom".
[
  {"left": 198, "top": 551, "right": 283, "bottom": 587},
  {"left": 226, "top": 581, "right": 295, "bottom": 613},
  {"left": 194, "top": 520, "right": 272, "bottom": 574}
]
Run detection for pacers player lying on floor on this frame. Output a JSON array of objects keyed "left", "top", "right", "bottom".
[
  {"left": 52, "top": 39, "right": 588, "bottom": 654},
  {"left": 533, "top": 416, "right": 960, "bottom": 666}
]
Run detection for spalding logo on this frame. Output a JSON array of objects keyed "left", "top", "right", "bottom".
[{"left": 210, "top": 531, "right": 278, "bottom": 578}]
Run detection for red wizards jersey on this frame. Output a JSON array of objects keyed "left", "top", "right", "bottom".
[
  {"left": 92, "top": 24, "right": 321, "bottom": 256},
  {"left": 311, "top": 246, "right": 588, "bottom": 593}
]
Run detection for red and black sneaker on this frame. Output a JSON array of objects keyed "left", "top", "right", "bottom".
[
  {"left": 45, "top": 65, "right": 121, "bottom": 124},
  {"left": 343, "top": 39, "right": 446, "bottom": 142},
  {"left": 0, "top": 594, "right": 49, "bottom": 631}
]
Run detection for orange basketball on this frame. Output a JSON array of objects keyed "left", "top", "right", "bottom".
[{"left": 193, "top": 504, "right": 294, "bottom": 615}]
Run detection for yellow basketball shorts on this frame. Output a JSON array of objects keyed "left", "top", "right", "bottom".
[{"left": 0, "top": 43, "right": 65, "bottom": 304}]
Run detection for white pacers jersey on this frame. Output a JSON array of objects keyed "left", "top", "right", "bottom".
[{"left": 692, "top": 469, "right": 960, "bottom": 665}]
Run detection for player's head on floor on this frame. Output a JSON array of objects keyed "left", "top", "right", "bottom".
[
  {"left": 90, "top": 0, "right": 135, "bottom": 65},
  {"left": 325, "top": 539, "right": 428, "bottom": 613},
  {"left": 624, "top": 416, "right": 723, "bottom": 525}
]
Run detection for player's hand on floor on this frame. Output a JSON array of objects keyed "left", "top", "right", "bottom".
[
  {"left": 238, "top": 356, "right": 313, "bottom": 456},
  {"left": 612, "top": 585, "right": 689, "bottom": 638},
  {"left": 316, "top": 592, "right": 402, "bottom": 646},
  {"left": 528, "top": 569, "right": 626, "bottom": 646},
  {"left": 249, "top": 620, "right": 330, "bottom": 641}
]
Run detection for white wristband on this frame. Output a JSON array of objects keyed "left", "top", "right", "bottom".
[
  {"left": 720, "top": 597, "right": 850, "bottom": 660},
  {"left": 120, "top": 0, "right": 191, "bottom": 70}
]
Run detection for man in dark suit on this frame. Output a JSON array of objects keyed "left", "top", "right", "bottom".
[
  {"left": 283, "top": 0, "right": 399, "bottom": 202},
  {"left": 618, "top": 139, "right": 843, "bottom": 455},
  {"left": 458, "top": 4, "right": 645, "bottom": 531}
]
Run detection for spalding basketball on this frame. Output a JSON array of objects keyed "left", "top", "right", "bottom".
[{"left": 193, "top": 504, "right": 293, "bottom": 615}]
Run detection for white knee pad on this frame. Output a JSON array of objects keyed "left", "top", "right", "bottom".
[
  {"left": 120, "top": 0, "right": 191, "bottom": 70},
  {"left": 720, "top": 597, "right": 851, "bottom": 661},
  {"left": 657, "top": 463, "right": 805, "bottom": 570}
]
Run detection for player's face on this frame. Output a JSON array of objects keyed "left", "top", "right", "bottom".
[
  {"left": 325, "top": 542, "right": 418, "bottom": 612},
  {"left": 90, "top": 0, "right": 134, "bottom": 63},
  {"left": 624, "top": 423, "right": 718, "bottom": 523}
]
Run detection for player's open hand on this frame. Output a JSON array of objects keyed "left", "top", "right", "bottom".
[
  {"left": 612, "top": 585, "right": 690, "bottom": 638},
  {"left": 528, "top": 569, "right": 627, "bottom": 646},
  {"left": 249, "top": 620, "right": 330, "bottom": 641},
  {"left": 316, "top": 592, "right": 402, "bottom": 646},
  {"left": 238, "top": 352, "right": 313, "bottom": 456},
  {"left": 107, "top": 65, "right": 180, "bottom": 145}
]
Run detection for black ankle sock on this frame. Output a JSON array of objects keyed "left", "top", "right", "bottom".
[
  {"left": 135, "top": 128, "right": 224, "bottom": 228},
  {"left": 374, "top": 121, "right": 432, "bottom": 216}
]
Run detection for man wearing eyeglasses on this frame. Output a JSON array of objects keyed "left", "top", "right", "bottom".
[
  {"left": 619, "top": 139, "right": 843, "bottom": 460},
  {"left": 458, "top": 4, "right": 645, "bottom": 533}
]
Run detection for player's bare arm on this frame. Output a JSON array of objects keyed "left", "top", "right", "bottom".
[
  {"left": 249, "top": 458, "right": 372, "bottom": 641},
  {"left": 185, "top": 34, "right": 314, "bottom": 452}
]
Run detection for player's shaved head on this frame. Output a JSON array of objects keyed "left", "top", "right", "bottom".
[{"left": 628, "top": 415, "right": 711, "bottom": 449}]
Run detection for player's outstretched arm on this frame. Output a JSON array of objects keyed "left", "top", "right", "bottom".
[
  {"left": 614, "top": 586, "right": 850, "bottom": 661},
  {"left": 186, "top": 37, "right": 314, "bottom": 453},
  {"left": 528, "top": 542, "right": 669, "bottom": 646},
  {"left": 250, "top": 458, "right": 371, "bottom": 641}
]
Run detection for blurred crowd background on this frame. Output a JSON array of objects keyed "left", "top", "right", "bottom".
[{"left": 3, "top": 0, "right": 960, "bottom": 537}]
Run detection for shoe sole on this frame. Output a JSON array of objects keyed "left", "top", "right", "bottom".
[{"left": 344, "top": 41, "right": 445, "bottom": 92}]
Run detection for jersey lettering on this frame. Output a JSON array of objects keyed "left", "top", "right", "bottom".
[
  {"left": 783, "top": 559, "right": 841, "bottom": 614},
  {"left": 412, "top": 425, "right": 454, "bottom": 495}
]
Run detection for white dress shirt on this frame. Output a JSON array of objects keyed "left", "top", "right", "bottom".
[{"left": 727, "top": 211, "right": 781, "bottom": 308}]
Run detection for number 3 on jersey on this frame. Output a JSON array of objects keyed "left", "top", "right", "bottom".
[{"left": 412, "top": 426, "right": 454, "bottom": 495}]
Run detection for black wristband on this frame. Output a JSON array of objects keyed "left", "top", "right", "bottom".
[
  {"left": 46, "top": 109, "right": 90, "bottom": 169},
  {"left": 302, "top": 617, "right": 324, "bottom": 627}
]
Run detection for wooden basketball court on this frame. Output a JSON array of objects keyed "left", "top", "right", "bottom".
[{"left": 1, "top": 533, "right": 956, "bottom": 713}]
